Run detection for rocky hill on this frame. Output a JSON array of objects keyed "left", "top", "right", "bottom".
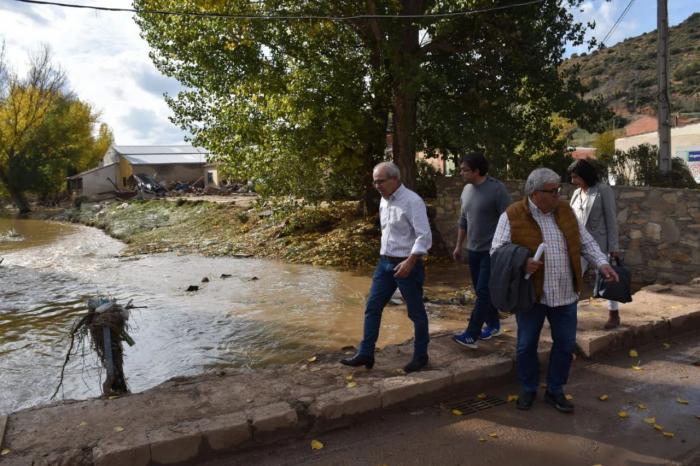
[{"left": 566, "top": 12, "right": 700, "bottom": 117}]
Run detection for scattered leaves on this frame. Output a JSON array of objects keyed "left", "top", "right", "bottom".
[
  {"left": 631, "top": 365, "right": 644, "bottom": 371},
  {"left": 1, "top": 449, "right": 10, "bottom": 456},
  {"left": 479, "top": 437, "right": 487, "bottom": 442},
  {"left": 114, "top": 426, "right": 124, "bottom": 432},
  {"left": 452, "top": 409, "right": 463, "bottom": 416},
  {"left": 310, "top": 439, "right": 324, "bottom": 450},
  {"left": 629, "top": 349, "right": 639, "bottom": 358},
  {"left": 644, "top": 417, "right": 656, "bottom": 425},
  {"left": 636, "top": 403, "right": 647, "bottom": 410},
  {"left": 654, "top": 424, "right": 664, "bottom": 431},
  {"left": 345, "top": 374, "right": 354, "bottom": 382},
  {"left": 662, "top": 431, "right": 675, "bottom": 438},
  {"left": 78, "top": 421, "right": 88, "bottom": 427},
  {"left": 598, "top": 394, "right": 609, "bottom": 401},
  {"left": 346, "top": 381, "right": 357, "bottom": 389},
  {"left": 488, "top": 432, "right": 498, "bottom": 438},
  {"left": 565, "top": 394, "right": 574, "bottom": 401},
  {"left": 507, "top": 394, "right": 519, "bottom": 403},
  {"left": 677, "top": 398, "right": 689, "bottom": 405},
  {"left": 662, "top": 343, "right": 671, "bottom": 349},
  {"left": 307, "top": 356, "right": 317, "bottom": 363},
  {"left": 618, "top": 411, "right": 629, "bottom": 418},
  {"left": 476, "top": 393, "right": 487, "bottom": 400}
]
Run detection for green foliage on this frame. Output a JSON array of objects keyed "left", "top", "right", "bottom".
[
  {"left": 135, "top": 0, "right": 603, "bottom": 201},
  {"left": 414, "top": 159, "right": 439, "bottom": 199},
  {"left": 599, "top": 144, "right": 698, "bottom": 188},
  {"left": 593, "top": 130, "right": 617, "bottom": 158},
  {"left": 0, "top": 47, "right": 113, "bottom": 211}
]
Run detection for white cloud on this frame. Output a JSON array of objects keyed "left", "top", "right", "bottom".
[{"left": 0, "top": 0, "right": 188, "bottom": 145}]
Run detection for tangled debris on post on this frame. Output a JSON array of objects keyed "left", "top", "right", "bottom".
[{"left": 53, "top": 297, "right": 139, "bottom": 399}]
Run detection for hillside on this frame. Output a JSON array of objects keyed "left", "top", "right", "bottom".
[{"left": 566, "top": 12, "right": 700, "bottom": 118}]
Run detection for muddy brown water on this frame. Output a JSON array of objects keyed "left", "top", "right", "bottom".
[{"left": 0, "top": 218, "right": 469, "bottom": 414}]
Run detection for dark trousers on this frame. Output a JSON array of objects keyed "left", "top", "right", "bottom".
[
  {"left": 358, "top": 257, "right": 429, "bottom": 358},
  {"left": 515, "top": 302, "right": 577, "bottom": 395},
  {"left": 464, "top": 250, "right": 500, "bottom": 339}
]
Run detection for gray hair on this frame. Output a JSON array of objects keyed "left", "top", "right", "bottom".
[
  {"left": 524, "top": 168, "right": 560, "bottom": 196},
  {"left": 374, "top": 161, "right": 401, "bottom": 181}
]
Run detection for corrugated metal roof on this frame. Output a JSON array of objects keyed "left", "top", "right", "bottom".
[{"left": 112, "top": 145, "right": 210, "bottom": 165}]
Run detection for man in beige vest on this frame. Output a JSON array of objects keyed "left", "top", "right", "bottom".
[{"left": 491, "top": 168, "right": 618, "bottom": 413}]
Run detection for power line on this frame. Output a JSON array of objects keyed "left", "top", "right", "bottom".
[
  {"left": 11, "top": 0, "right": 545, "bottom": 21},
  {"left": 599, "top": 0, "right": 635, "bottom": 47}
]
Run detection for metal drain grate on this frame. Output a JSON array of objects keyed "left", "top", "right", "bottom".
[{"left": 447, "top": 395, "right": 506, "bottom": 415}]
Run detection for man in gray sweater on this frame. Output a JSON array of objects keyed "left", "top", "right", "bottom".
[{"left": 452, "top": 152, "right": 512, "bottom": 349}]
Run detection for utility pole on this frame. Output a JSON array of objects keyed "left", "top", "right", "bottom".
[{"left": 657, "top": 0, "right": 671, "bottom": 173}]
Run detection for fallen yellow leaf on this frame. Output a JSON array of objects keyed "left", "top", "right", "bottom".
[
  {"left": 488, "top": 432, "right": 498, "bottom": 438},
  {"left": 307, "top": 356, "right": 317, "bottom": 363},
  {"left": 618, "top": 411, "right": 629, "bottom": 418},
  {"left": 654, "top": 424, "right": 664, "bottom": 431},
  {"left": 629, "top": 349, "right": 639, "bottom": 358},
  {"left": 479, "top": 437, "right": 486, "bottom": 442},
  {"left": 598, "top": 394, "right": 609, "bottom": 401},
  {"left": 345, "top": 374, "right": 354, "bottom": 382},
  {"left": 452, "top": 409, "right": 463, "bottom": 416},
  {"left": 507, "top": 394, "right": 519, "bottom": 403},
  {"left": 636, "top": 403, "right": 647, "bottom": 410},
  {"left": 310, "top": 439, "right": 324, "bottom": 450},
  {"left": 677, "top": 398, "right": 689, "bottom": 405},
  {"left": 631, "top": 365, "right": 643, "bottom": 371},
  {"left": 477, "top": 393, "right": 487, "bottom": 400},
  {"left": 108, "top": 395, "right": 118, "bottom": 400},
  {"left": 644, "top": 417, "right": 656, "bottom": 424},
  {"left": 346, "top": 381, "right": 357, "bottom": 389},
  {"left": 662, "top": 431, "right": 675, "bottom": 438},
  {"left": 1, "top": 449, "right": 10, "bottom": 456},
  {"left": 565, "top": 394, "right": 574, "bottom": 401},
  {"left": 114, "top": 426, "right": 124, "bottom": 432},
  {"left": 662, "top": 343, "right": 671, "bottom": 349},
  {"left": 78, "top": 421, "right": 88, "bottom": 427}
]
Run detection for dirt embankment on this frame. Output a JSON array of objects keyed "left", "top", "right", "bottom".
[{"left": 49, "top": 197, "right": 383, "bottom": 269}]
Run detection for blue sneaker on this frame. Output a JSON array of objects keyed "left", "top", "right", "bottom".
[
  {"left": 452, "top": 332, "right": 478, "bottom": 349},
  {"left": 480, "top": 326, "right": 501, "bottom": 340}
]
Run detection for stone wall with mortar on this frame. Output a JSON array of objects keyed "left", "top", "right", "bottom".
[{"left": 434, "top": 176, "right": 700, "bottom": 284}]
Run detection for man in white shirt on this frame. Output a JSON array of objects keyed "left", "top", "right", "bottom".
[
  {"left": 341, "top": 161, "right": 433, "bottom": 373},
  {"left": 491, "top": 168, "right": 618, "bottom": 413}
]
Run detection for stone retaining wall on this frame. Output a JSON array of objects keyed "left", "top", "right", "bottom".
[{"left": 434, "top": 176, "right": 700, "bottom": 284}]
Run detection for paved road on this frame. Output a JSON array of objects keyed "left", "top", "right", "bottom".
[{"left": 206, "top": 330, "right": 700, "bottom": 466}]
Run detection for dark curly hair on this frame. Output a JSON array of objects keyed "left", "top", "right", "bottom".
[{"left": 567, "top": 159, "right": 599, "bottom": 187}]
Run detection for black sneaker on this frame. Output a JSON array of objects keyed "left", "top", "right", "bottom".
[
  {"left": 516, "top": 391, "right": 536, "bottom": 410},
  {"left": 544, "top": 391, "right": 574, "bottom": 413}
]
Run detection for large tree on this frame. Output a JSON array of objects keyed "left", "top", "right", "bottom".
[
  {"left": 0, "top": 46, "right": 113, "bottom": 213},
  {"left": 135, "top": 0, "right": 604, "bottom": 208}
]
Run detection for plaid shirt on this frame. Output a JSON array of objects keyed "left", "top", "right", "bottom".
[{"left": 490, "top": 199, "right": 608, "bottom": 307}]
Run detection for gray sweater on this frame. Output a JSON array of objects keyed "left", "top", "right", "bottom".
[{"left": 458, "top": 176, "right": 512, "bottom": 252}]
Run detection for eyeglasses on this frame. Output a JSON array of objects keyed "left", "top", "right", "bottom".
[
  {"left": 537, "top": 186, "right": 562, "bottom": 195},
  {"left": 372, "top": 178, "right": 390, "bottom": 186}
]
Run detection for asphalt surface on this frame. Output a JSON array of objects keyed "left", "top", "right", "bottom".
[{"left": 204, "top": 330, "right": 700, "bottom": 466}]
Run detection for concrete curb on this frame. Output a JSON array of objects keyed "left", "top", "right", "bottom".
[{"left": 5, "top": 287, "right": 700, "bottom": 465}]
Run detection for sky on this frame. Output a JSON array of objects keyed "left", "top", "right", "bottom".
[{"left": 0, "top": 0, "right": 698, "bottom": 146}]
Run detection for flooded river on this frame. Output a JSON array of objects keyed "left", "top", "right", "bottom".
[{"left": 0, "top": 218, "right": 468, "bottom": 414}]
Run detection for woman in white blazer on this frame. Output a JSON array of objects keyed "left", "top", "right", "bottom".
[{"left": 568, "top": 159, "right": 621, "bottom": 329}]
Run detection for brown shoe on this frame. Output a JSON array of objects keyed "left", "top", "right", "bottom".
[{"left": 604, "top": 311, "right": 620, "bottom": 330}]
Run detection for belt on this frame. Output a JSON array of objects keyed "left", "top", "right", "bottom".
[{"left": 380, "top": 255, "right": 408, "bottom": 264}]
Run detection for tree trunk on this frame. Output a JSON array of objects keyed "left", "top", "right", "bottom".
[
  {"left": 392, "top": 83, "right": 418, "bottom": 190},
  {"left": 0, "top": 171, "right": 31, "bottom": 214},
  {"left": 389, "top": 7, "right": 420, "bottom": 191}
]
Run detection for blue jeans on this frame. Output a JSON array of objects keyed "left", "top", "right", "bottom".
[
  {"left": 515, "top": 302, "right": 577, "bottom": 395},
  {"left": 464, "top": 250, "right": 499, "bottom": 339},
  {"left": 358, "top": 258, "right": 429, "bottom": 358}
]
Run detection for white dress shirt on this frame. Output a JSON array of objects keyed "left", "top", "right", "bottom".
[
  {"left": 490, "top": 199, "right": 608, "bottom": 307},
  {"left": 380, "top": 184, "right": 432, "bottom": 257}
]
